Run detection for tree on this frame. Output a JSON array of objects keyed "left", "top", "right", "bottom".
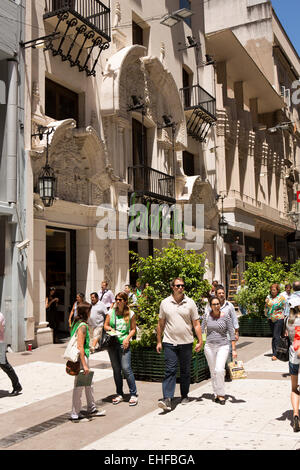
[
  {"left": 130, "top": 241, "right": 210, "bottom": 348},
  {"left": 234, "top": 256, "right": 287, "bottom": 317}
]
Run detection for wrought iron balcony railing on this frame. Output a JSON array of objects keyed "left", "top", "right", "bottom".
[
  {"left": 43, "top": 0, "right": 111, "bottom": 76},
  {"left": 180, "top": 84, "right": 216, "bottom": 118},
  {"left": 128, "top": 166, "right": 176, "bottom": 203},
  {"left": 179, "top": 84, "right": 217, "bottom": 142},
  {"left": 44, "top": 0, "right": 111, "bottom": 40}
]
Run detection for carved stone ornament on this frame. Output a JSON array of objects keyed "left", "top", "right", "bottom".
[
  {"left": 101, "top": 46, "right": 187, "bottom": 149},
  {"left": 30, "top": 119, "right": 115, "bottom": 206}
]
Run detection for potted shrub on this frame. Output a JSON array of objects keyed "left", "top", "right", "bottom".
[
  {"left": 235, "top": 256, "right": 287, "bottom": 337},
  {"left": 130, "top": 242, "right": 211, "bottom": 383}
]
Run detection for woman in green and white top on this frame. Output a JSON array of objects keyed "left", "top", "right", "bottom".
[
  {"left": 70, "top": 302, "right": 106, "bottom": 421},
  {"left": 104, "top": 291, "right": 138, "bottom": 406}
]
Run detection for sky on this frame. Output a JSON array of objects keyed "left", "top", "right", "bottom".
[{"left": 271, "top": 0, "right": 300, "bottom": 56}]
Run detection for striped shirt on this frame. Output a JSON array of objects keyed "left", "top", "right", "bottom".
[{"left": 201, "top": 312, "right": 235, "bottom": 347}]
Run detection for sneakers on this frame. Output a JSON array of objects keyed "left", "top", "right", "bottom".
[
  {"left": 158, "top": 398, "right": 172, "bottom": 411},
  {"left": 180, "top": 397, "right": 189, "bottom": 405},
  {"left": 293, "top": 415, "right": 300, "bottom": 432},
  {"left": 70, "top": 413, "right": 85, "bottom": 422},
  {"left": 89, "top": 408, "right": 106, "bottom": 417},
  {"left": 10, "top": 386, "right": 22, "bottom": 396}
]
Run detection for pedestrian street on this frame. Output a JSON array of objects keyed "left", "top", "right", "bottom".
[{"left": 0, "top": 338, "right": 299, "bottom": 451}]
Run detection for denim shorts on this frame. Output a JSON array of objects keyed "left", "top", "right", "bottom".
[{"left": 289, "top": 362, "right": 300, "bottom": 375}]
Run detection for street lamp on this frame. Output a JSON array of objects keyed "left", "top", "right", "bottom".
[
  {"left": 216, "top": 194, "right": 228, "bottom": 237},
  {"left": 267, "top": 122, "right": 293, "bottom": 133},
  {"left": 288, "top": 211, "right": 300, "bottom": 229},
  {"left": 160, "top": 8, "right": 194, "bottom": 27},
  {"left": 32, "top": 126, "right": 56, "bottom": 208}
]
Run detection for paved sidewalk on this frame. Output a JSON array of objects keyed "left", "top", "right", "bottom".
[
  {"left": 83, "top": 350, "right": 300, "bottom": 451},
  {"left": 0, "top": 337, "right": 299, "bottom": 450}
]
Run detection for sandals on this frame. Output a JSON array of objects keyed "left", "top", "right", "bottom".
[
  {"left": 112, "top": 395, "right": 124, "bottom": 405},
  {"left": 112, "top": 395, "right": 138, "bottom": 405},
  {"left": 129, "top": 396, "right": 138, "bottom": 406}
]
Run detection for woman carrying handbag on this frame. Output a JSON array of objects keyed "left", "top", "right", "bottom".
[
  {"left": 104, "top": 291, "right": 138, "bottom": 406},
  {"left": 202, "top": 296, "right": 237, "bottom": 405},
  {"left": 265, "top": 283, "right": 286, "bottom": 361},
  {"left": 70, "top": 301, "right": 106, "bottom": 421}
]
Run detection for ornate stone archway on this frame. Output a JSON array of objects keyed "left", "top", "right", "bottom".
[
  {"left": 101, "top": 45, "right": 187, "bottom": 149},
  {"left": 31, "top": 119, "right": 116, "bottom": 206}
]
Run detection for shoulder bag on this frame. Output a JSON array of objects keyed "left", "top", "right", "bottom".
[
  {"left": 63, "top": 322, "right": 86, "bottom": 362},
  {"left": 275, "top": 317, "right": 290, "bottom": 362},
  {"left": 99, "top": 309, "right": 118, "bottom": 351}
]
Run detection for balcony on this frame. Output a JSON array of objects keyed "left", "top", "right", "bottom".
[
  {"left": 43, "top": 0, "right": 111, "bottom": 76},
  {"left": 128, "top": 166, "right": 176, "bottom": 203},
  {"left": 180, "top": 84, "right": 217, "bottom": 142}
]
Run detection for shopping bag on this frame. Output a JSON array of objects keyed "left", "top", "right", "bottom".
[{"left": 228, "top": 360, "right": 247, "bottom": 380}]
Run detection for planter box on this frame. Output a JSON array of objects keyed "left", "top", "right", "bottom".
[
  {"left": 238, "top": 315, "right": 272, "bottom": 337},
  {"left": 131, "top": 347, "right": 210, "bottom": 383}
]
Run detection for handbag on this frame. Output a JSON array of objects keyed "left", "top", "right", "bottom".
[
  {"left": 66, "top": 360, "right": 80, "bottom": 376},
  {"left": 63, "top": 322, "right": 86, "bottom": 362},
  {"left": 99, "top": 309, "right": 118, "bottom": 351},
  {"left": 228, "top": 360, "right": 247, "bottom": 380},
  {"left": 275, "top": 317, "right": 290, "bottom": 362},
  {"left": 275, "top": 336, "right": 289, "bottom": 362}
]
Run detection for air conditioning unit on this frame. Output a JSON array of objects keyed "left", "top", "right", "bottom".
[{"left": 281, "top": 86, "right": 291, "bottom": 107}]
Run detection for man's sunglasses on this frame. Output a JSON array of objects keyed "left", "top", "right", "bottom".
[{"left": 174, "top": 284, "right": 185, "bottom": 288}]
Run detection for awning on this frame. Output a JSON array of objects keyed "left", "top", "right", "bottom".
[{"left": 206, "top": 29, "right": 285, "bottom": 114}]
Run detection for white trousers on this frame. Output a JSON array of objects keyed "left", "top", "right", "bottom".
[
  {"left": 204, "top": 343, "right": 230, "bottom": 397},
  {"left": 71, "top": 357, "right": 96, "bottom": 419}
]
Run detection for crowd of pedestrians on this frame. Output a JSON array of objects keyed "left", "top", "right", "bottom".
[{"left": 1, "top": 276, "right": 300, "bottom": 433}]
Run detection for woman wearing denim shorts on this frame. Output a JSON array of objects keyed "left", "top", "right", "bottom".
[{"left": 285, "top": 308, "right": 300, "bottom": 432}]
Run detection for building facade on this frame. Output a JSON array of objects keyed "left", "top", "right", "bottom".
[
  {"left": 0, "top": 0, "right": 27, "bottom": 351},
  {"left": 22, "top": 0, "right": 219, "bottom": 348},
  {"left": 6, "top": 0, "right": 299, "bottom": 349},
  {"left": 204, "top": 0, "right": 300, "bottom": 289}
]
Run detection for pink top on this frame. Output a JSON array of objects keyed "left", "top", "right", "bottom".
[{"left": 0, "top": 312, "right": 5, "bottom": 343}]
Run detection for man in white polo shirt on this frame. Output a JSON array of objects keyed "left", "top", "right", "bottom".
[{"left": 156, "top": 277, "right": 202, "bottom": 411}]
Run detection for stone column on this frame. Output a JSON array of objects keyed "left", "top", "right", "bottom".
[{"left": 34, "top": 219, "right": 53, "bottom": 347}]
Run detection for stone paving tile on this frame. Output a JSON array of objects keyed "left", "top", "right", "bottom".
[{"left": 245, "top": 350, "right": 291, "bottom": 373}]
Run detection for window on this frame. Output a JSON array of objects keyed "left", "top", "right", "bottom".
[
  {"left": 132, "top": 21, "right": 144, "bottom": 46},
  {"left": 183, "top": 151, "right": 195, "bottom": 176},
  {"left": 182, "top": 68, "right": 192, "bottom": 107},
  {"left": 179, "top": 0, "right": 192, "bottom": 26},
  {"left": 132, "top": 118, "right": 147, "bottom": 166},
  {"left": 45, "top": 78, "right": 79, "bottom": 124},
  {"left": 52, "top": 0, "right": 75, "bottom": 9}
]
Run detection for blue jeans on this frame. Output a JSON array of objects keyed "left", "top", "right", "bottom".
[
  {"left": 162, "top": 342, "right": 193, "bottom": 400},
  {"left": 268, "top": 319, "right": 284, "bottom": 355},
  {"left": 108, "top": 343, "right": 137, "bottom": 397}
]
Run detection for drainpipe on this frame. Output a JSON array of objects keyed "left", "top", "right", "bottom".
[{"left": 6, "top": 58, "right": 18, "bottom": 204}]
